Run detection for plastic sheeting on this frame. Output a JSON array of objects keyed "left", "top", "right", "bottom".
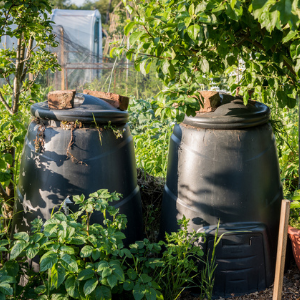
[
  {"left": 0, "top": 9, "right": 103, "bottom": 90},
  {"left": 50, "top": 9, "right": 103, "bottom": 89}
]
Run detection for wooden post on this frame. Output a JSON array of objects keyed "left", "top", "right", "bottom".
[
  {"left": 60, "top": 27, "right": 65, "bottom": 91},
  {"left": 273, "top": 199, "right": 290, "bottom": 300}
]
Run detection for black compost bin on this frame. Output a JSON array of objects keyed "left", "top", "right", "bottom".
[
  {"left": 160, "top": 98, "right": 282, "bottom": 297},
  {"left": 12, "top": 93, "right": 143, "bottom": 244}
]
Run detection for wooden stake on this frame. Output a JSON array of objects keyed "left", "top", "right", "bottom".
[{"left": 273, "top": 199, "right": 290, "bottom": 300}]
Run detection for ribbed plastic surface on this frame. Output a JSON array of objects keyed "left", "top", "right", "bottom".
[
  {"left": 160, "top": 99, "right": 282, "bottom": 297},
  {"left": 13, "top": 94, "right": 142, "bottom": 245}
]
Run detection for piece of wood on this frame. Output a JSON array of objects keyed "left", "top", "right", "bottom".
[{"left": 273, "top": 199, "right": 290, "bottom": 300}]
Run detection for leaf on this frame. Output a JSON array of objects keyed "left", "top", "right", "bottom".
[
  {"left": 40, "top": 253, "right": 58, "bottom": 272},
  {"left": 80, "top": 245, "right": 93, "bottom": 258},
  {"left": 123, "top": 279, "right": 134, "bottom": 291},
  {"left": 92, "top": 249, "right": 101, "bottom": 261},
  {"left": 3, "top": 261, "right": 19, "bottom": 277},
  {"left": 122, "top": 248, "right": 132, "bottom": 258},
  {"left": 146, "top": 288, "right": 157, "bottom": 300},
  {"left": 78, "top": 269, "right": 94, "bottom": 281},
  {"left": 0, "top": 283, "right": 13, "bottom": 296},
  {"left": 0, "top": 276, "right": 15, "bottom": 284},
  {"left": 26, "top": 244, "right": 39, "bottom": 259},
  {"left": 133, "top": 284, "right": 144, "bottom": 300},
  {"left": 95, "top": 286, "right": 111, "bottom": 299},
  {"left": 140, "top": 274, "right": 152, "bottom": 283},
  {"left": 112, "top": 265, "right": 125, "bottom": 281},
  {"left": 51, "top": 294, "right": 69, "bottom": 300},
  {"left": 124, "top": 22, "right": 136, "bottom": 35},
  {"left": 200, "top": 58, "right": 209, "bottom": 73},
  {"left": 282, "top": 30, "right": 297, "bottom": 43},
  {"left": 129, "top": 31, "right": 144, "bottom": 45},
  {"left": 102, "top": 267, "right": 112, "bottom": 278},
  {"left": 188, "top": 3, "right": 195, "bottom": 16},
  {"left": 187, "top": 24, "right": 200, "bottom": 40},
  {"left": 32, "top": 233, "right": 43, "bottom": 243},
  {"left": 127, "top": 269, "right": 137, "bottom": 280},
  {"left": 65, "top": 275, "right": 79, "bottom": 298},
  {"left": 125, "top": 4, "right": 134, "bottom": 14},
  {"left": 51, "top": 263, "right": 66, "bottom": 289},
  {"left": 13, "top": 232, "right": 29, "bottom": 242},
  {"left": 107, "top": 274, "right": 118, "bottom": 289},
  {"left": 162, "top": 60, "right": 170, "bottom": 75},
  {"left": 140, "top": 60, "right": 148, "bottom": 76},
  {"left": 35, "top": 285, "right": 47, "bottom": 294},
  {"left": 10, "top": 240, "right": 27, "bottom": 260},
  {"left": 60, "top": 245, "right": 75, "bottom": 255},
  {"left": 83, "top": 278, "right": 98, "bottom": 295},
  {"left": 0, "top": 171, "right": 11, "bottom": 182},
  {"left": 60, "top": 254, "right": 78, "bottom": 273}
]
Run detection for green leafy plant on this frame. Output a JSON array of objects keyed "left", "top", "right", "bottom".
[
  {"left": 0, "top": 188, "right": 217, "bottom": 299},
  {"left": 270, "top": 103, "right": 299, "bottom": 196},
  {"left": 128, "top": 97, "right": 174, "bottom": 178},
  {"left": 290, "top": 190, "right": 300, "bottom": 229},
  {"left": 0, "top": 0, "right": 59, "bottom": 222},
  {"left": 114, "top": 0, "right": 300, "bottom": 121}
]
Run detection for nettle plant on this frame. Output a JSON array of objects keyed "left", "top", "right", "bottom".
[
  {"left": 0, "top": 189, "right": 210, "bottom": 300},
  {"left": 115, "top": 0, "right": 300, "bottom": 121}
]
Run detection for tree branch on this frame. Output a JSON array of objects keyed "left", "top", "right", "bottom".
[
  {"left": 3, "top": 76, "right": 13, "bottom": 90},
  {"left": 20, "top": 36, "right": 34, "bottom": 83},
  {"left": 0, "top": 91, "right": 12, "bottom": 114}
]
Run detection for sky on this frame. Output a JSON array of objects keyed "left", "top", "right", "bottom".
[{"left": 70, "top": 0, "right": 87, "bottom": 6}]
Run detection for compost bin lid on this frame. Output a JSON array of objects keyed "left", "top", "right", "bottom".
[
  {"left": 31, "top": 93, "right": 128, "bottom": 124},
  {"left": 183, "top": 99, "right": 270, "bottom": 129}
]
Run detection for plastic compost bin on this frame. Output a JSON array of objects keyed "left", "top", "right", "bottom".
[
  {"left": 12, "top": 93, "right": 143, "bottom": 245},
  {"left": 160, "top": 98, "right": 282, "bottom": 298}
]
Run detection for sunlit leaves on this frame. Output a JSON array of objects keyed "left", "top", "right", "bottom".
[{"left": 121, "top": 0, "right": 300, "bottom": 117}]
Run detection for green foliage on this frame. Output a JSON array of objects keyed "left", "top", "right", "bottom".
[
  {"left": 82, "top": 62, "right": 163, "bottom": 100},
  {"left": 271, "top": 104, "right": 299, "bottom": 196},
  {"left": 115, "top": 0, "right": 300, "bottom": 122},
  {"left": 0, "top": 0, "right": 59, "bottom": 223},
  {"left": 128, "top": 97, "right": 174, "bottom": 178},
  {"left": 0, "top": 189, "right": 216, "bottom": 299},
  {"left": 290, "top": 190, "right": 300, "bottom": 229}
]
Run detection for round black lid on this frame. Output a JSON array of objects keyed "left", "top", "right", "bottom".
[
  {"left": 183, "top": 99, "right": 270, "bottom": 129},
  {"left": 31, "top": 93, "right": 128, "bottom": 124}
]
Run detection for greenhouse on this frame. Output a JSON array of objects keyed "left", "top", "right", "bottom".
[{"left": 49, "top": 9, "right": 103, "bottom": 90}]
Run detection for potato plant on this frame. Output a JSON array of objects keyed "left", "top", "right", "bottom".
[{"left": 0, "top": 189, "right": 216, "bottom": 300}]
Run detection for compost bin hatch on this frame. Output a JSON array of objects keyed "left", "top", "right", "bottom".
[{"left": 31, "top": 93, "right": 128, "bottom": 124}]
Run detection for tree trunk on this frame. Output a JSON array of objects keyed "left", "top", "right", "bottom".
[{"left": 106, "top": 0, "right": 113, "bottom": 24}]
